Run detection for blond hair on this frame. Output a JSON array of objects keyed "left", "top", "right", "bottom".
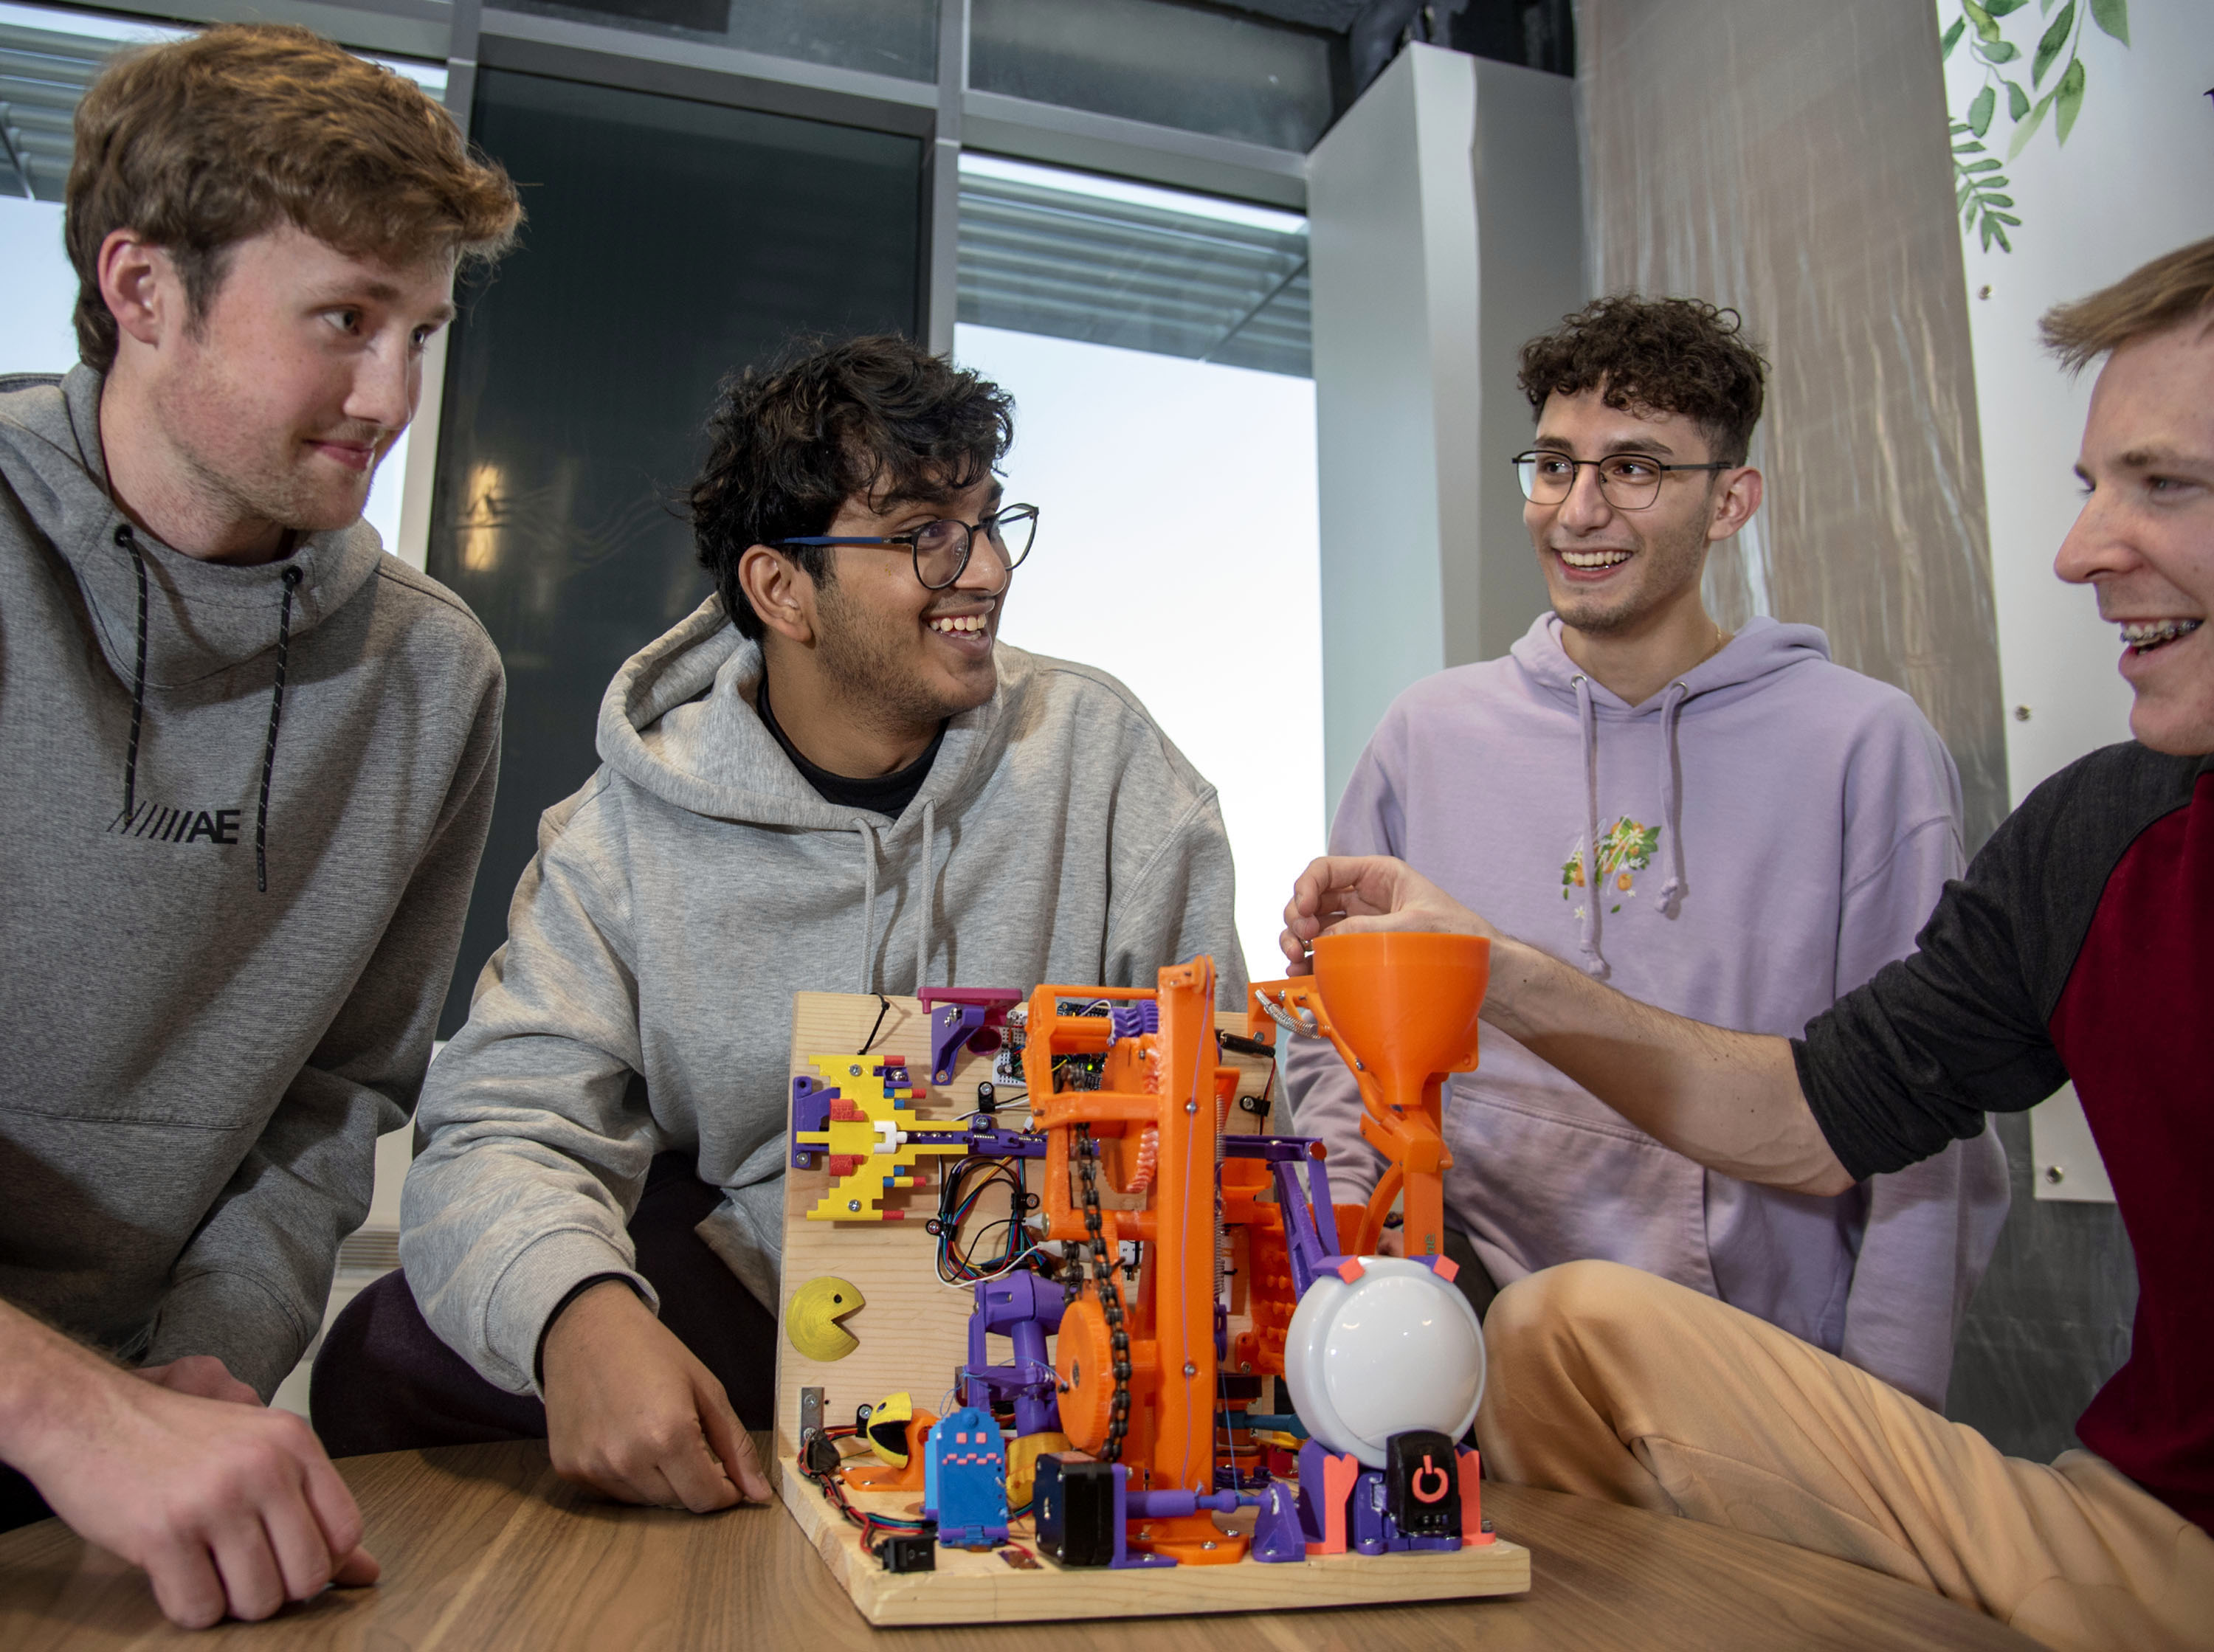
[
  {"left": 66, "top": 23, "right": 522, "bottom": 372},
  {"left": 2041, "top": 238, "right": 2214, "bottom": 374}
]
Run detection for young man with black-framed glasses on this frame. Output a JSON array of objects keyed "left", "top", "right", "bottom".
[
  {"left": 1284, "top": 296, "right": 2007, "bottom": 1413},
  {"left": 314, "top": 335, "right": 1243, "bottom": 1513}
]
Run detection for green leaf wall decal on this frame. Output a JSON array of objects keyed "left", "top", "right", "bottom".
[
  {"left": 2055, "top": 57, "right": 2088, "bottom": 142},
  {"left": 2033, "top": 0, "right": 2075, "bottom": 84},
  {"left": 2007, "top": 80, "right": 2030, "bottom": 118},
  {"left": 2089, "top": 0, "right": 2128, "bottom": 45},
  {"left": 1969, "top": 85, "right": 1997, "bottom": 134}
]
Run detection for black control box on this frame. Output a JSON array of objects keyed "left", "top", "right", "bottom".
[
  {"left": 1035, "top": 1452, "right": 1117, "bottom": 1568},
  {"left": 1383, "top": 1429, "right": 1461, "bottom": 1538}
]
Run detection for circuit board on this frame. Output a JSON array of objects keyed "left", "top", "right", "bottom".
[{"left": 772, "top": 988, "right": 1531, "bottom": 1627}]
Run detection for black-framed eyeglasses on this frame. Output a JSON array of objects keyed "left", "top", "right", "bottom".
[
  {"left": 1511, "top": 450, "right": 1732, "bottom": 511},
  {"left": 779, "top": 503, "right": 1040, "bottom": 591}
]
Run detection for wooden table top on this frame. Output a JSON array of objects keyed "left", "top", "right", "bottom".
[{"left": 0, "top": 1440, "right": 2034, "bottom": 1650}]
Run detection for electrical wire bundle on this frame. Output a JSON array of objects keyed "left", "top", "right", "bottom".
[
  {"left": 928, "top": 1147, "right": 1041, "bottom": 1286},
  {"left": 799, "top": 1423, "right": 935, "bottom": 1548}
]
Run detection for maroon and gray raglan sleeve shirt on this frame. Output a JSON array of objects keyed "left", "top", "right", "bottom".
[{"left": 1793, "top": 742, "right": 2214, "bottom": 1533}]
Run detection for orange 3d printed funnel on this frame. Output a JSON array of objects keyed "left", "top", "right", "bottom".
[{"left": 1253, "top": 932, "right": 1489, "bottom": 1259}]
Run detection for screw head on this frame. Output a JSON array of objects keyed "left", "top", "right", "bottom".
[
  {"left": 1184, "top": 1361, "right": 1198, "bottom": 1377},
  {"left": 2044, "top": 1165, "right": 2065, "bottom": 1184}
]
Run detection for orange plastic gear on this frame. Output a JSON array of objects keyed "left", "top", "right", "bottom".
[{"left": 1053, "top": 1294, "right": 1114, "bottom": 1453}]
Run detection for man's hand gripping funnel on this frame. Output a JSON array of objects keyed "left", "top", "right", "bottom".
[{"left": 1252, "top": 933, "right": 1489, "bottom": 1259}]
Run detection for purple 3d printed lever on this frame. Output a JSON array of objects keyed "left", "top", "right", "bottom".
[{"left": 915, "top": 986, "right": 1023, "bottom": 1085}]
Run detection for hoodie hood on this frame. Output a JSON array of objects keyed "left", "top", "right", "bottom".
[
  {"left": 1508, "top": 612, "right": 1834, "bottom": 975},
  {"left": 0, "top": 368, "right": 385, "bottom": 691},
  {"left": 596, "top": 597, "right": 1041, "bottom": 996},
  {"left": 596, "top": 595, "right": 1007, "bottom": 835}
]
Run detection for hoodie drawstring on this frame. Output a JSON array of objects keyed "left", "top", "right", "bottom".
[
  {"left": 1571, "top": 674, "right": 1607, "bottom": 977},
  {"left": 914, "top": 798, "right": 937, "bottom": 992},
  {"left": 118, "top": 525, "right": 149, "bottom": 818},
  {"left": 854, "top": 799, "right": 942, "bottom": 995},
  {"left": 254, "top": 567, "right": 303, "bottom": 894},
  {"left": 856, "top": 820, "right": 883, "bottom": 992},
  {"left": 1655, "top": 680, "right": 1690, "bottom": 918}
]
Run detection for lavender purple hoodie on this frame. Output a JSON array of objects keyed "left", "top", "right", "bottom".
[{"left": 1287, "top": 612, "right": 2011, "bottom": 1409}]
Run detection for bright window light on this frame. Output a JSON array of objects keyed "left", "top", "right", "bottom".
[
  {"left": 959, "top": 322, "right": 1325, "bottom": 984},
  {"left": 958, "top": 151, "right": 1306, "bottom": 238}
]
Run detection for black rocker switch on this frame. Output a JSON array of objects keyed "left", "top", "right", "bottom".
[{"left": 1384, "top": 1429, "right": 1461, "bottom": 1538}]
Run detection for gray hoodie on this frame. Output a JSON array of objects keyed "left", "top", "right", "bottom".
[
  {"left": 0, "top": 367, "right": 503, "bottom": 1398},
  {"left": 1288, "top": 613, "right": 2010, "bottom": 1410},
  {"left": 403, "top": 600, "right": 1243, "bottom": 1395}
]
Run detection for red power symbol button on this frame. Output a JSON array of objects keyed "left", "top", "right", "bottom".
[{"left": 1411, "top": 1455, "right": 1449, "bottom": 1504}]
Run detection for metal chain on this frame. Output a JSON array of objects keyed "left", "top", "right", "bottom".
[{"left": 1072, "top": 1124, "right": 1132, "bottom": 1462}]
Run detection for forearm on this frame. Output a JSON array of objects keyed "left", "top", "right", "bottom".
[
  {"left": 1483, "top": 939, "right": 1854, "bottom": 1196},
  {"left": 0, "top": 1299, "right": 116, "bottom": 1469}
]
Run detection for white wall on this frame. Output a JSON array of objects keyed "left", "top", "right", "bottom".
[
  {"left": 1305, "top": 44, "right": 1584, "bottom": 818},
  {"left": 955, "top": 323, "right": 1323, "bottom": 986},
  {"left": 1940, "top": 2, "right": 2214, "bottom": 804},
  {"left": 1306, "top": 44, "right": 1480, "bottom": 816}
]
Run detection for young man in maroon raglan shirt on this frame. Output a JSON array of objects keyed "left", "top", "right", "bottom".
[{"left": 1279, "top": 240, "right": 2214, "bottom": 1652}]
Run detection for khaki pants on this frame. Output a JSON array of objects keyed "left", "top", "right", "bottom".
[{"left": 1478, "top": 1261, "right": 2214, "bottom": 1652}]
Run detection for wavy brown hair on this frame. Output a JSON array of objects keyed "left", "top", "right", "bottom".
[
  {"left": 1518, "top": 295, "right": 1768, "bottom": 466},
  {"left": 66, "top": 24, "right": 520, "bottom": 372},
  {"left": 2041, "top": 238, "right": 2214, "bottom": 374},
  {"left": 689, "top": 336, "right": 1015, "bottom": 641}
]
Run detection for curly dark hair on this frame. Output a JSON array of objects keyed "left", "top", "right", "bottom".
[
  {"left": 1517, "top": 296, "right": 1768, "bottom": 466},
  {"left": 690, "top": 335, "right": 1015, "bottom": 640}
]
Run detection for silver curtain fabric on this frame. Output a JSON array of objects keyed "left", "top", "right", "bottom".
[{"left": 1575, "top": 0, "right": 2009, "bottom": 848}]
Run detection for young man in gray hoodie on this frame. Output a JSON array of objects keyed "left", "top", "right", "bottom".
[
  {"left": 1286, "top": 297, "right": 2008, "bottom": 1411},
  {"left": 315, "top": 336, "right": 1244, "bottom": 1515},
  {"left": 0, "top": 24, "right": 518, "bottom": 1628}
]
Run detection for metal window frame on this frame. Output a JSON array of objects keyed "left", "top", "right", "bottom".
[{"left": 26, "top": 0, "right": 1311, "bottom": 561}]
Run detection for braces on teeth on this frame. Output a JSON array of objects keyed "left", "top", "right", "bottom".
[{"left": 2122, "top": 619, "right": 2202, "bottom": 649}]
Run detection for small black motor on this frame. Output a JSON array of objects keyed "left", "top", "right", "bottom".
[
  {"left": 1383, "top": 1429, "right": 1461, "bottom": 1538},
  {"left": 1035, "top": 1452, "right": 1118, "bottom": 1567}
]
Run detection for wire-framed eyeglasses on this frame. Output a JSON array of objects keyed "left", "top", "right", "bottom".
[
  {"left": 779, "top": 504, "right": 1040, "bottom": 591},
  {"left": 1511, "top": 450, "right": 1732, "bottom": 511}
]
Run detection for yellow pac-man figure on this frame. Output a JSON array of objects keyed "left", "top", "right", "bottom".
[
  {"left": 862, "top": 1391, "right": 916, "bottom": 1465},
  {"left": 786, "top": 1275, "right": 864, "bottom": 1361}
]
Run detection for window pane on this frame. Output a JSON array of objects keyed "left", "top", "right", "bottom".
[
  {"left": 970, "top": 0, "right": 1338, "bottom": 152},
  {"left": 427, "top": 69, "right": 924, "bottom": 1035},
  {"left": 497, "top": 0, "right": 937, "bottom": 83},
  {"left": 959, "top": 153, "right": 1311, "bottom": 379}
]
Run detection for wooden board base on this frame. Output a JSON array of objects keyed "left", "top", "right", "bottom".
[{"left": 779, "top": 1455, "right": 1531, "bottom": 1627}]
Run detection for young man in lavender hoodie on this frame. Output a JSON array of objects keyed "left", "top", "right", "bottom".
[{"left": 1285, "top": 297, "right": 2008, "bottom": 1410}]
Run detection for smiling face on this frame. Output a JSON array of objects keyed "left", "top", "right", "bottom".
[
  {"left": 2055, "top": 321, "right": 2214, "bottom": 755},
  {"left": 809, "top": 473, "right": 1013, "bottom": 732},
  {"left": 131, "top": 223, "right": 455, "bottom": 551},
  {"left": 1524, "top": 389, "right": 1757, "bottom": 639}
]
